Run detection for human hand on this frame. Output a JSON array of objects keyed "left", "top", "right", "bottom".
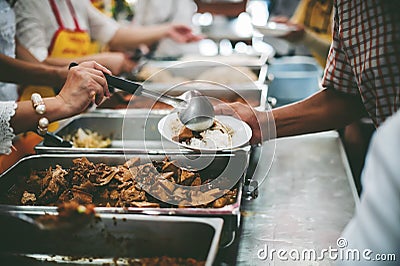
[
  {"left": 166, "top": 24, "right": 203, "bottom": 43},
  {"left": 269, "top": 16, "right": 305, "bottom": 43},
  {"left": 88, "top": 52, "right": 137, "bottom": 75},
  {"left": 214, "top": 102, "right": 271, "bottom": 145},
  {"left": 56, "top": 61, "right": 111, "bottom": 117},
  {"left": 270, "top": 16, "right": 290, "bottom": 24}
]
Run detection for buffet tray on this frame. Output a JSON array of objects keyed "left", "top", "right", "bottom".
[
  {"left": 131, "top": 61, "right": 268, "bottom": 95},
  {"left": 0, "top": 212, "right": 222, "bottom": 266},
  {"left": 34, "top": 110, "right": 252, "bottom": 155},
  {"left": 98, "top": 82, "right": 267, "bottom": 110},
  {"left": 0, "top": 152, "right": 249, "bottom": 247},
  {"left": 97, "top": 59, "right": 269, "bottom": 110},
  {"left": 135, "top": 60, "right": 267, "bottom": 81},
  {"left": 35, "top": 110, "right": 178, "bottom": 154}
]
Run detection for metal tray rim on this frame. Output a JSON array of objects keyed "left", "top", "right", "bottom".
[{"left": 0, "top": 153, "right": 246, "bottom": 216}]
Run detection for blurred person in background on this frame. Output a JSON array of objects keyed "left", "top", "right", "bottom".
[
  {"left": 261, "top": 0, "right": 300, "bottom": 56},
  {"left": 269, "top": 0, "right": 333, "bottom": 67},
  {"left": 133, "top": 0, "right": 200, "bottom": 58},
  {"left": 13, "top": 0, "right": 201, "bottom": 100},
  {"left": 14, "top": 0, "right": 201, "bottom": 71}
]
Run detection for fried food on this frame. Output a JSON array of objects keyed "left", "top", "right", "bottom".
[
  {"left": 64, "top": 128, "right": 111, "bottom": 148},
  {"left": 5, "top": 157, "right": 237, "bottom": 208}
]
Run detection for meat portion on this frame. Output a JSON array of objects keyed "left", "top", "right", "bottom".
[
  {"left": 6, "top": 157, "right": 238, "bottom": 209},
  {"left": 35, "top": 201, "right": 96, "bottom": 231},
  {"left": 21, "top": 191, "right": 36, "bottom": 205},
  {"left": 128, "top": 256, "right": 205, "bottom": 266},
  {"left": 173, "top": 126, "right": 194, "bottom": 143},
  {"left": 38, "top": 165, "right": 69, "bottom": 204}
]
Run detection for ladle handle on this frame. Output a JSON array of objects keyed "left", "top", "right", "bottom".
[{"left": 104, "top": 73, "right": 185, "bottom": 108}]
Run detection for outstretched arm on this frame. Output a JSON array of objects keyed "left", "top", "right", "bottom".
[
  {"left": 108, "top": 24, "right": 202, "bottom": 52},
  {"left": 215, "top": 88, "right": 368, "bottom": 143},
  {"left": 0, "top": 53, "right": 66, "bottom": 88},
  {"left": 10, "top": 61, "right": 111, "bottom": 134}
]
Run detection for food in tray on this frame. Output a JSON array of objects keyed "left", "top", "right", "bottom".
[
  {"left": 35, "top": 201, "right": 96, "bottom": 231},
  {"left": 5, "top": 157, "right": 237, "bottom": 208},
  {"left": 173, "top": 119, "right": 233, "bottom": 150},
  {"left": 136, "top": 65, "right": 258, "bottom": 84},
  {"left": 196, "top": 66, "right": 258, "bottom": 83},
  {"left": 136, "top": 66, "right": 190, "bottom": 83},
  {"left": 116, "top": 257, "right": 205, "bottom": 266},
  {"left": 123, "top": 257, "right": 204, "bottom": 266},
  {"left": 64, "top": 128, "right": 111, "bottom": 148}
]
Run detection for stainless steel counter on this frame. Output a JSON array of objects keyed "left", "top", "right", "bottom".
[{"left": 216, "top": 131, "right": 359, "bottom": 265}]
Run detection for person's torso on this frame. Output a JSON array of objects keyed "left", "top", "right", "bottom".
[
  {"left": 0, "top": 0, "right": 18, "bottom": 101},
  {"left": 336, "top": 0, "right": 400, "bottom": 125},
  {"left": 22, "top": 0, "right": 91, "bottom": 54}
]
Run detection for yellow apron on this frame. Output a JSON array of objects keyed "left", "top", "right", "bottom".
[
  {"left": 20, "top": 0, "right": 93, "bottom": 104},
  {"left": 0, "top": 0, "right": 92, "bottom": 174}
]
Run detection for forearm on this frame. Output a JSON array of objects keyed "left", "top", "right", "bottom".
[
  {"left": 108, "top": 25, "right": 168, "bottom": 51},
  {"left": 10, "top": 96, "right": 70, "bottom": 134},
  {"left": 0, "top": 54, "right": 65, "bottom": 88},
  {"left": 272, "top": 88, "right": 368, "bottom": 138}
]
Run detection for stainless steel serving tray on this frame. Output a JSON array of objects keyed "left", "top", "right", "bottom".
[
  {"left": 0, "top": 152, "right": 249, "bottom": 246},
  {"left": 35, "top": 110, "right": 178, "bottom": 154},
  {"left": 115, "top": 60, "right": 269, "bottom": 109},
  {"left": 136, "top": 60, "right": 268, "bottom": 83},
  {"left": 0, "top": 213, "right": 222, "bottom": 266},
  {"left": 35, "top": 110, "right": 253, "bottom": 155}
]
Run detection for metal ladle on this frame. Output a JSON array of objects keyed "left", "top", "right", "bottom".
[{"left": 104, "top": 74, "right": 215, "bottom": 131}]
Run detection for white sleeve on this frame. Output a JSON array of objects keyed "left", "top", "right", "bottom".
[
  {"left": 338, "top": 111, "right": 400, "bottom": 265},
  {"left": 14, "top": 0, "right": 50, "bottom": 62},
  {"left": 0, "top": 102, "right": 17, "bottom": 155},
  {"left": 84, "top": 0, "right": 120, "bottom": 45}
]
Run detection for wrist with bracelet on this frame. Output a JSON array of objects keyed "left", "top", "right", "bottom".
[{"left": 31, "top": 93, "right": 49, "bottom": 135}]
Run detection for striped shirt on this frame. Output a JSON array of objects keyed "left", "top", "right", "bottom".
[{"left": 322, "top": 0, "right": 400, "bottom": 126}]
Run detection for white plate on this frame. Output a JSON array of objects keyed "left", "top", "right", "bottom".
[
  {"left": 158, "top": 113, "right": 252, "bottom": 152},
  {"left": 254, "top": 22, "right": 297, "bottom": 37}
]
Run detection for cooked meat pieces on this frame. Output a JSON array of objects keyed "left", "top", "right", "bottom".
[
  {"left": 21, "top": 191, "right": 36, "bottom": 204},
  {"left": 35, "top": 201, "right": 96, "bottom": 231},
  {"left": 123, "top": 157, "right": 140, "bottom": 169},
  {"left": 38, "top": 165, "right": 69, "bottom": 204},
  {"left": 128, "top": 256, "right": 205, "bottom": 266},
  {"left": 8, "top": 157, "right": 237, "bottom": 208},
  {"left": 173, "top": 126, "right": 194, "bottom": 142}
]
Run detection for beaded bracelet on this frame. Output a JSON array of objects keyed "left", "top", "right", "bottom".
[{"left": 31, "top": 93, "right": 49, "bottom": 135}]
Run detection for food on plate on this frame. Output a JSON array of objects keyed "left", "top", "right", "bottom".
[
  {"left": 173, "top": 119, "right": 234, "bottom": 150},
  {"left": 64, "top": 128, "right": 111, "bottom": 148},
  {"left": 4, "top": 157, "right": 237, "bottom": 208}
]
